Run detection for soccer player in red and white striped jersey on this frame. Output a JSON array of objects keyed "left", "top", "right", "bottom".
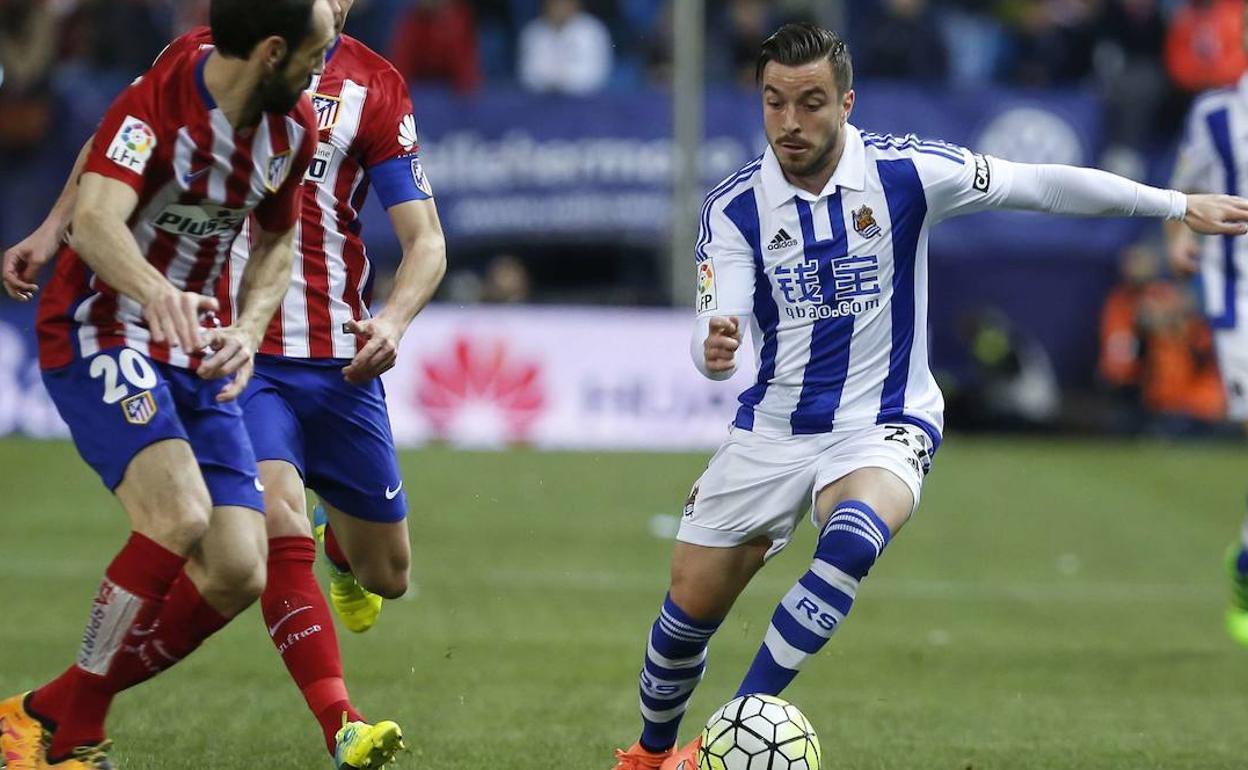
[
  {"left": 0, "top": 1, "right": 334, "bottom": 767},
  {"left": 3, "top": 1, "right": 447, "bottom": 765}
]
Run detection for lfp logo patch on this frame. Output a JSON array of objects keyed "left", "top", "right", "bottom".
[
  {"left": 106, "top": 116, "right": 157, "bottom": 173},
  {"left": 696, "top": 259, "right": 717, "bottom": 313}
]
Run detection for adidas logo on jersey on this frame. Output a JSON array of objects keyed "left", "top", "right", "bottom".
[{"left": 766, "top": 228, "right": 798, "bottom": 251}]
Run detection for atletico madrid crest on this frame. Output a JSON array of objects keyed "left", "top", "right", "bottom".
[{"left": 121, "top": 391, "right": 157, "bottom": 426}]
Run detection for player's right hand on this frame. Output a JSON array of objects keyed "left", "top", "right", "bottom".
[
  {"left": 143, "top": 285, "right": 218, "bottom": 352},
  {"left": 2, "top": 226, "right": 60, "bottom": 301},
  {"left": 705, "top": 316, "right": 740, "bottom": 374},
  {"left": 1184, "top": 193, "right": 1248, "bottom": 236}
]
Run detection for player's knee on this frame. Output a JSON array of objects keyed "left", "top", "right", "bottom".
[
  {"left": 263, "top": 491, "right": 312, "bottom": 539},
  {"left": 143, "top": 496, "right": 213, "bottom": 553},
  {"left": 355, "top": 556, "right": 409, "bottom": 599},
  {"left": 213, "top": 553, "right": 267, "bottom": 608}
]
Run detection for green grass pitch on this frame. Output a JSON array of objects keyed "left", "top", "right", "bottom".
[{"left": 1, "top": 436, "right": 1246, "bottom": 769}]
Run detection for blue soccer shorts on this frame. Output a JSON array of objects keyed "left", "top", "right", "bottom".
[
  {"left": 240, "top": 354, "right": 407, "bottom": 523},
  {"left": 42, "top": 346, "right": 264, "bottom": 512}
]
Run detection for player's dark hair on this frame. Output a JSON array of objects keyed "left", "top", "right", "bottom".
[
  {"left": 210, "top": 0, "right": 318, "bottom": 59},
  {"left": 756, "top": 22, "right": 853, "bottom": 95}
]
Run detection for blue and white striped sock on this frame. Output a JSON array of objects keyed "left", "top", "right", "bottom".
[
  {"left": 735, "top": 500, "right": 891, "bottom": 697},
  {"left": 637, "top": 594, "right": 720, "bottom": 752},
  {"left": 1237, "top": 516, "right": 1248, "bottom": 575}
]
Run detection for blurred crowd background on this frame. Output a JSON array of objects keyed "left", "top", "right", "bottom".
[{"left": 0, "top": 0, "right": 1243, "bottom": 436}]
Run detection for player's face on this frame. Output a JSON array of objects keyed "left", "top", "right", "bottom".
[
  {"left": 331, "top": 0, "right": 353, "bottom": 37},
  {"left": 761, "top": 60, "right": 854, "bottom": 182},
  {"left": 257, "top": 0, "right": 336, "bottom": 112}
]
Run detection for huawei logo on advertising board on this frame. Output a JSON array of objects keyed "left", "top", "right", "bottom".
[{"left": 415, "top": 336, "right": 545, "bottom": 446}]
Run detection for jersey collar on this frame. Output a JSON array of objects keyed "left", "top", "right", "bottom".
[{"left": 760, "top": 122, "right": 866, "bottom": 209}]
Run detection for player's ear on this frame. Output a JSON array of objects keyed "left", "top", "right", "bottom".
[
  {"left": 840, "top": 89, "right": 855, "bottom": 124},
  {"left": 257, "top": 36, "right": 289, "bottom": 70}
]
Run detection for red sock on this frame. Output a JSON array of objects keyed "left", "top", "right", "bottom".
[
  {"left": 322, "top": 526, "right": 351, "bottom": 573},
  {"left": 32, "top": 533, "right": 185, "bottom": 759},
  {"left": 111, "top": 570, "right": 229, "bottom": 691},
  {"left": 262, "top": 536, "right": 363, "bottom": 755}
]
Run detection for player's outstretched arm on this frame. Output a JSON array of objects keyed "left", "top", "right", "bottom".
[
  {"left": 73, "top": 172, "right": 216, "bottom": 352},
  {"left": 342, "top": 198, "right": 447, "bottom": 385},
  {"left": 202, "top": 223, "right": 295, "bottom": 401},
  {"left": 2, "top": 136, "right": 93, "bottom": 300}
]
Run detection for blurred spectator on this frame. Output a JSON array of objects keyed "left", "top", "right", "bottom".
[
  {"left": 390, "top": 0, "right": 482, "bottom": 93},
  {"left": 60, "top": 0, "right": 172, "bottom": 77},
  {"left": 481, "top": 254, "right": 532, "bottom": 303},
  {"left": 1165, "top": 0, "right": 1247, "bottom": 93},
  {"left": 0, "top": 0, "right": 57, "bottom": 148},
  {"left": 944, "top": 307, "right": 1060, "bottom": 431},
  {"left": 854, "top": 0, "right": 948, "bottom": 82},
  {"left": 1093, "top": 0, "right": 1170, "bottom": 148},
  {"left": 713, "top": 0, "right": 771, "bottom": 89},
  {"left": 938, "top": 0, "right": 1008, "bottom": 86},
  {"left": 1004, "top": 0, "right": 1100, "bottom": 87},
  {"left": 1098, "top": 244, "right": 1224, "bottom": 425},
  {"left": 518, "top": 0, "right": 613, "bottom": 95}
]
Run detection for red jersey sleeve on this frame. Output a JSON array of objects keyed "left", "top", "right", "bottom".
[
  {"left": 253, "top": 96, "right": 319, "bottom": 233},
  {"left": 357, "top": 65, "right": 433, "bottom": 206},
  {"left": 82, "top": 74, "right": 163, "bottom": 195}
]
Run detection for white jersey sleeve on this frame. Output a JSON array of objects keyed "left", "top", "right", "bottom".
[
  {"left": 690, "top": 173, "right": 760, "bottom": 380},
  {"left": 694, "top": 190, "right": 757, "bottom": 319},
  {"left": 914, "top": 144, "right": 1186, "bottom": 223},
  {"left": 1171, "top": 100, "right": 1219, "bottom": 194}
]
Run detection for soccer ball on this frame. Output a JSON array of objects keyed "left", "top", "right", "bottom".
[{"left": 698, "top": 694, "right": 821, "bottom": 770}]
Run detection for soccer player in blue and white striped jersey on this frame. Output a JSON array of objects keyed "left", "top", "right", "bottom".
[
  {"left": 1167, "top": 5, "right": 1248, "bottom": 648},
  {"left": 612, "top": 22, "right": 1248, "bottom": 770}
]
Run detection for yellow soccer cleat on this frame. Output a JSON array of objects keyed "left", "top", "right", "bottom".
[
  {"left": 333, "top": 717, "right": 405, "bottom": 770},
  {"left": 661, "top": 737, "right": 701, "bottom": 770},
  {"left": 611, "top": 741, "right": 672, "bottom": 770},
  {"left": 0, "top": 693, "right": 50, "bottom": 770},
  {"left": 1227, "top": 544, "right": 1248, "bottom": 647},
  {"left": 314, "top": 505, "right": 383, "bottom": 633},
  {"left": 44, "top": 741, "right": 114, "bottom": 770},
  {"left": 327, "top": 564, "right": 384, "bottom": 634}
]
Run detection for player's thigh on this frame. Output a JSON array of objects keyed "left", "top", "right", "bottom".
[
  {"left": 302, "top": 375, "right": 408, "bottom": 528},
  {"left": 1214, "top": 327, "right": 1248, "bottom": 422},
  {"left": 812, "top": 422, "right": 936, "bottom": 534},
  {"left": 41, "top": 348, "right": 210, "bottom": 550},
  {"left": 678, "top": 427, "right": 820, "bottom": 559},
  {"left": 669, "top": 539, "right": 770, "bottom": 621},
  {"left": 183, "top": 504, "right": 269, "bottom": 616}
]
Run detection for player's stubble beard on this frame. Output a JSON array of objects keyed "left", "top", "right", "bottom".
[
  {"left": 257, "top": 54, "right": 307, "bottom": 114},
  {"left": 774, "top": 122, "right": 841, "bottom": 182}
]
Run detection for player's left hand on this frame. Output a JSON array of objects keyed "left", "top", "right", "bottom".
[
  {"left": 1184, "top": 194, "right": 1248, "bottom": 236},
  {"left": 198, "top": 326, "right": 258, "bottom": 400},
  {"left": 342, "top": 316, "right": 402, "bottom": 384}
]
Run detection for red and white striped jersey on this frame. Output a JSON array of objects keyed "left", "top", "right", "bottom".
[
  {"left": 223, "top": 33, "right": 433, "bottom": 359},
  {"left": 36, "top": 40, "right": 318, "bottom": 371}
]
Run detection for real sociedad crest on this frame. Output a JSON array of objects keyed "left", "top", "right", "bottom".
[
  {"left": 266, "top": 150, "right": 292, "bottom": 193},
  {"left": 852, "top": 204, "right": 882, "bottom": 238}
]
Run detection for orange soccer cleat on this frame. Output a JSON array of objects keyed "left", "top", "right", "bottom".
[
  {"left": 0, "top": 692, "right": 50, "bottom": 770},
  {"left": 612, "top": 741, "right": 673, "bottom": 770},
  {"left": 660, "top": 737, "right": 702, "bottom": 770}
]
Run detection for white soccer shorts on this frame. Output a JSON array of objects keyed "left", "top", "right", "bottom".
[
  {"left": 676, "top": 422, "right": 935, "bottom": 558},
  {"left": 1215, "top": 324, "right": 1248, "bottom": 422}
]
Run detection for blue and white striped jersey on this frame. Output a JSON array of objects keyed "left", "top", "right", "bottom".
[
  {"left": 1172, "top": 73, "right": 1248, "bottom": 329},
  {"left": 695, "top": 123, "right": 1021, "bottom": 442}
]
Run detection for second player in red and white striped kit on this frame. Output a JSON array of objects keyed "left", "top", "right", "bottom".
[{"left": 1, "top": 0, "right": 446, "bottom": 765}]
